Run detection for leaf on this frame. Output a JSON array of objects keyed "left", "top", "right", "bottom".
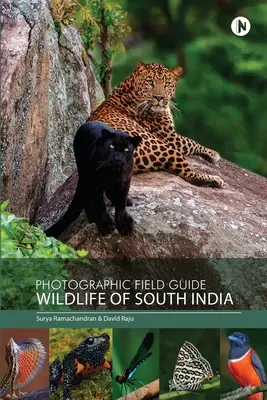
[
  {"left": 59, "top": 243, "right": 67, "bottom": 252},
  {"left": 1, "top": 200, "right": 9, "bottom": 210},
  {"left": 105, "top": 49, "right": 113, "bottom": 59},
  {"left": 77, "top": 249, "right": 88, "bottom": 257}
]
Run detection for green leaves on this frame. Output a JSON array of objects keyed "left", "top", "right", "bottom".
[
  {"left": 0, "top": 201, "right": 89, "bottom": 260},
  {"left": 79, "top": 0, "right": 130, "bottom": 82},
  {"left": 50, "top": 0, "right": 77, "bottom": 27},
  {"left": 77, "top": 249, "right": 89, "bottom": 257},
  {"left": 1, "top": 259, "right": 71, "bottom": 310},
  {"left": 0, "top": 202, "right": 92, "bottom": 310}
]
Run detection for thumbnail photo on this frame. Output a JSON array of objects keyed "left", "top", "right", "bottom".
[
  {"left": 49, "top": 328, "right": 112, "bottom": 400},
  {"left": 112, "top": 328, "right": 159, "bottom": 399},
  {"left": 0, "top": 328, "right": 49, "bottom": 399},
  {"left": 160, "top": 329, "right": 220, "bottom": 399},
  {"left": 220, "top": 329, "right": 267, "bottom": 400}
]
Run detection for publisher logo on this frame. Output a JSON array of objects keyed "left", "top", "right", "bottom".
[{"left": 231, "top": 16, "right": 251, "bottom": 36}]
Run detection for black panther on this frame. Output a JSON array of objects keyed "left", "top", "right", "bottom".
[{"left": 45, "top": 121, "right": 142, "bottom": 237}]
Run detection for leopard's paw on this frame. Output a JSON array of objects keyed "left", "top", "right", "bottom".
[
  {"left": 211, "top": 151, "right": 221, "bottom": 163},
  {"left": 210, "top": 176, "right": 224, "bottom": 188},
  {"left": 202, "top": 150, "right": 221, "bottom": 164}
]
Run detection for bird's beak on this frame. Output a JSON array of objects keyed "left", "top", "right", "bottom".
[{"left": 228, "top": 335, "right": 240, "bottom": 343}]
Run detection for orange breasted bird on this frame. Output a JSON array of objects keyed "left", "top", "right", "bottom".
[{"left": 228, "top": 332, "right": 266, "bottom": 400}]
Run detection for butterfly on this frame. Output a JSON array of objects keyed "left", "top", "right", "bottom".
[
  {"left": 116, "top": 332, "right": 154, "bottom": 395},
  {"left": 169, "top": 341, "right": 214, "bottom": 392}
]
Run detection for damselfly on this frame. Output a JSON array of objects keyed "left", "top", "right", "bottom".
[{"left": 116, "top": 332, "right": 154, "bottom": 396}]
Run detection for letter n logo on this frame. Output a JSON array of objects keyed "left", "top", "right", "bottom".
[{"left": 231, "top": 17, "right": 251, "bottom": 36}]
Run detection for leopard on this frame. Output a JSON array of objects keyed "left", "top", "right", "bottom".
[{"left": 88, "top": 62, "right": 223, "bottom": 187}]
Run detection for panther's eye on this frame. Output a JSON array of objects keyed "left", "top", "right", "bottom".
[
  {"left": 146, "top": 79, "right": 154, "bottom": 86},
  {"left": 109, "top": 144, "right": 114, "bottom": 149},
  {"left": 124, "top": 148, "right": 129, "bottom": 152}
]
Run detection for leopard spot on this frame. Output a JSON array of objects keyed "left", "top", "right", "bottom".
[
  {"left": 143, "top": 157, "right": 149, "bottom": 166},
  {"left": 176, "top": 163, "right": 183, "bottom": 169},
  {"left": 168, "top": 157, "right": 175, "bottom": 164}
]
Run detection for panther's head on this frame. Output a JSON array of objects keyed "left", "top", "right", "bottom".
[{"left": 131, "top": 62, "right": 183, "bottom": 113}]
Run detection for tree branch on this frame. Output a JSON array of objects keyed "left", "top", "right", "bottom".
[
  {"left": 221, "top": 384, "right": 267, "bottom": 400},
  {"left": 15, "top": 387, "right": 49, "bottom": 400},
  {"left": 117, "top": 379, "right": 159, "bottom": 400},
  {"left": 160, "top": 377, "right": 220, "bottom": 399},
  {"left": 85, "top": 50, "right": 98, "bottom": 68},
  {"left": 99, "top": 0, "right": 112, "bottom": 98}
]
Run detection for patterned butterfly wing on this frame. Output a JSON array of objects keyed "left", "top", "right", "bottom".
[
  {"left": 181, "top": 341, "right": 203, "bottom": 361},
  {"left": 170, "top": 341, "right": 203, "bottom": 389},
  {"left": 169, "top": 342, "right": 213, "bottom": 392}
]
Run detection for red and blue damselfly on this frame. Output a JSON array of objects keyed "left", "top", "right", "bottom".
[{"left": 115, "top": 332, "right": 154, "bottom": 396}]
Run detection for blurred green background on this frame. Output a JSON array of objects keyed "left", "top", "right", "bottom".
[
  {"left": 80, "top": 0, "right": 267, "bottom": 177},
  {"left": 112, "top": 328, "right": 159, "bottom": 399},
  {"left": 160, "top": 329, "right": 220, "bottom": 399},
  {"left": 220, "top": 329, "right": 267, "bottom": 396},
  {"left": 50, "top": 328, "right": 112, "bottom": 400}
]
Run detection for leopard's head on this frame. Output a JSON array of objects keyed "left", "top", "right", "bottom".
[{"left": 131, "top": 62, "right": 183, "bottom": 113}]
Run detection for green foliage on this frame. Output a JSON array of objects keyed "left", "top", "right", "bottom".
[
  {"left": 50, "top": 328, "right": 112, "bottom": 400},
  {"left": 172, "top": 28, "right": 267, "bottom": 176},
  {"left": 0, "top": 201, "right": 86, "bottom": 258},
  {"left": 0, "top": 201, "right": 90, "bottom": 309},
  {"left": 1, "top": 259, "right": 70, "bottom": 310},
  {"left": 80, "top": 0, "right": 130, "bottom": 82},
  {"left": 81, "top": 1, "right": 130, "bottom": 50},
  {"left": 50, "top": 0, "right": 77, "bottom": 26},
  {"left": 50, "top": 0, "right": 130, "bottom": 88}
]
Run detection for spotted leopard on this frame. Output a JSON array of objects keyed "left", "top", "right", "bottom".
[{"left": 88, "top": 62, "right": 223, "bottom": 187}]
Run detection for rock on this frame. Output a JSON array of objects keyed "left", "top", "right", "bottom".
[
  {"left": 18, "top": 387, "right": 49, "bottom": 400},
  {"left": 0, "top": 0, "right": 104, "bottom": 221},
  {"left": 37, "top": 157, "right": 267, "bottom": 258},
  {"left": 36, "top": 156, "right": 267, "bottom": 309}
]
